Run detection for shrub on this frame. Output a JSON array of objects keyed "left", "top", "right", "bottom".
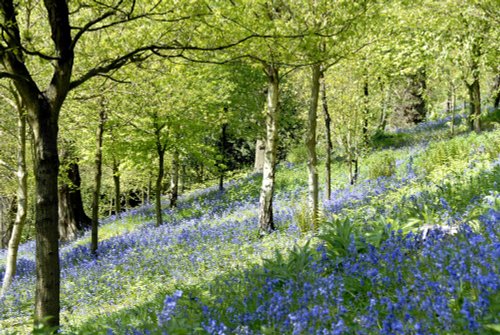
[{"left": 365, "top": 150, "right": 396, "bottom": 179}]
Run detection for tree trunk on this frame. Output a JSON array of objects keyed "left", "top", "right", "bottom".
[
  {"left": 91, "top": 109, "right": 106, "bottom": 256},
  {"left": 180, "top": 164, "right": 186, "bottom": 193},
  {"left": 155, "top": 137, "right": 166, "bottom": 226},
  {"left": 1, "top": 107, "right": 27, "bottom": 297},
  {"left": 258, "top": 64, "right": 279, "bottom": 234},
  {"left": 320, "top": 70, "right": 332, "bottom": 201},
  {"left": 29, "top": 101, "right": 61, "bottom": 328},
  {"left": 144, "top": 175, "right": 150, "bottom": 204},
  {"left": 378, "top": 82, "right": 388, "bottom": 132},
  {"left": 447, "top": 82, "right": 456, "bottom": 136},
  {"left": 254, "top": 139, "right": 265, "bottom": 173},
  {"left": 405, "top": 68, "right": 427, "bottom": 124},
  {"left": 218, "top": 123, "right": 228, "bottom": 192},
  {"left": 112, "top": 158, "right": 121, "bottom": 218},
  {"left": 58, "top": 146, "right": 91, "bottom": 241},
  {"left": 362, "top": 79, "right": 369, "bottom": 143},
  {"left": 170, "top": 150, "right": 179, "bottom": 209},
  {"left": 467, "top": 38, "right": 482, "bottom": 132},
  {"left": 0, "top": 197, "right": 14, "bottom": 249},
  {"left": 306, "top": 64, "right": 321, "bottom": 229},
  {"left": 467, "top": 80, "right": 481, "bottom": 132},
  {"left": 493, "top": 74, "right": 500, "bottom": 109}
]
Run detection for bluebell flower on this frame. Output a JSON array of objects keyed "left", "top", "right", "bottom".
[{"left": 157, "top": 290, "right": 183, "bottom": 328}]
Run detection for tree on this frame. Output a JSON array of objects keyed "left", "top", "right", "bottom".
[
  {"left": 58, "top": 142, "right": 91, "bottom": 241},
  {"left": 0, "top": 0, "right": 250, "bottom": 328},
  {"left": 0, "top": 88, "right": 27, "bottom": 297}
]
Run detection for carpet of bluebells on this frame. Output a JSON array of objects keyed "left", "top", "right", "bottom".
[{"left": 0, "top": 119, "right": 499, "bottom": 334}]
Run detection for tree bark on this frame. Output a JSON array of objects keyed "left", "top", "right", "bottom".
[
  {"left": 1, "top": 104, "right": 27, "bottom": 297},
  {"left": 218, "top": 122, "right": 228, "bottom": 192},
  {"left": 254, "top": 139, "right": 265, "bottom": 173},
  {"left": 169, "top": 150, "right": 179, "bottom": 209},
  {"left": 258, "top": 64, "right": 279, "bottom": 234},
  {"left": 493, "top": 73, "right": 500, "bottom": 109},
  {"left": 112, "top": 158, "right": 121, "bottom": 218},
  {"left": 31, "top": 101, "right": 61, "bottom": 329},
  {"left": 320, "top": 70, "right": 332, "bottom": 201},
  {"left": 155, "top": 125, "right": 166, "bottom": 226},
  {"left": 306, "top": 64, "right": 321, "bottom": 229},
  {"left": 0, "top": 197, "right": 14, "bottom": 250},
  {"left": 58, "top": 146, "right": 91, "bottom": 241},
  {"left": 378, "top": 82, "right": 388, "bottom": 132},
  {"left": 362, "top": 79, "right": 369, "bottom": 143},
  {"left": 467, "top": 37, "right": 482, "bottom": 132},
  {"left": 405, "top": 68, "right": 427, "bottom": 124},
  {"left": 91, "top": 109, "right": 106, "bottom": 255},
  {"left": 1, "top": 0, "right": 74, "bottom": 327}
]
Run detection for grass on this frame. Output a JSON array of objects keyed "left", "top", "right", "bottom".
[{"left": 0, "top": 116, "right": 499, "bottom": 334}]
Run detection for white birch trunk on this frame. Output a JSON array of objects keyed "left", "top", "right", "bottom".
[{"left": 258, "top": 64, "right": 279, "bottom": 234}]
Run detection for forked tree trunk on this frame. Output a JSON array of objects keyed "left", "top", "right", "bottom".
[
  {"left": 258, "top": 64, "right": 279, "bottom": 234},
  {"left": 1, "top": 106, "right": 27, "bottom": 297},
  {"left": 169, "top": 150, "right": 179, "bottom": 209},
  {"left": 91, "top": 109, "right": 106, "bottom": 255},
  {"left": 306, "top": 64, "right": 321, "bottom": 229},
  {"left": 320, "top": 70, "right": 333, "bottom": 200}
]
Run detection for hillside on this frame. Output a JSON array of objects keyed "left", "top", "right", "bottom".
[{"left": 1, "top": 117, "right": 499, "bottom": 334}]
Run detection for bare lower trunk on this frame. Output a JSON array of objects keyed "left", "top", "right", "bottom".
[
  {"left": 0, "top": 197, "right": 14, "bottom": 249},
  {"left": 58, "top": 147, "right": 91, "bottom": 241},
  {"left": 467, "top": 79, "right": 481, "bottom": 132},
  {"left": 112, "top": 158, "right": 121, "bottom": 218},
  {"left": 30, "top": 102, "right": 61, "bottom": 328},
  {"left": 362, "top": 79, "right": 369, "bottom": 143},
  {"left": 218, "top": 123, "right": 228, "bottom": 192},
  {"left": 155, "top": 147, "right": 165, "bottom": 226},
  {"left": 320, "top": 70, "right": 332, "bottom": 200},
  {"left": 306, "top": 64, "right": 320, "bottom": 229},
  {"left": 258, "top": 64, "right": 279, "bottom": 234},
  {"left": 1, "top": 107, "right": 27, "bottom": 296},
  {"left": 254, "top": 139, "right": 265, "bottom": 173},
  {"left": 349, "top": 158, "right": 359, "bottom": 185},
  {"left": 180, "top": 164, "right": 186, "bottom": 193},
  {"left": 91, "top": 110, "right": 106, "bottom": 255},
  {"left": 467, "top": 38, "right": 482, "bottom": 132},
  {"left": 169, "top": 150, "right": 179, "bottom": 209},
  {"left": 448, "top": 83, "right": 456, "bottom": 136},
  {"left": 493, "top": 74, "right": 500, "bottom": 109},
  {"left": 378, "top": 83, "right": 388, "bottom": 132}
]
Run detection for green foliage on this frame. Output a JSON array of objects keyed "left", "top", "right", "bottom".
[
  {"left": 261, "top": 241, "right": 314, "bottom": 284},
  {"left": 318, "top": 218, "right": 364, "bottom": 260},
  {"left": 365, "top": 150, "right": 396, "bottom": 179},
  {"left": 286, "top": 145, "right": 308, "bottom": 165},
  {"left": 415, "top": 131, "right": 500, "bottom": 180},
  {"left": 481, "top": 108, "right": 500, "bottom": 129},
  {"left": 371, "top": 130, "right": 411, "bottom": 149}
]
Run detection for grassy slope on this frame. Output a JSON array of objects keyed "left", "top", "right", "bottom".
[{"left": 0, "top": 116, "right": 499, "bottom": 334}]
